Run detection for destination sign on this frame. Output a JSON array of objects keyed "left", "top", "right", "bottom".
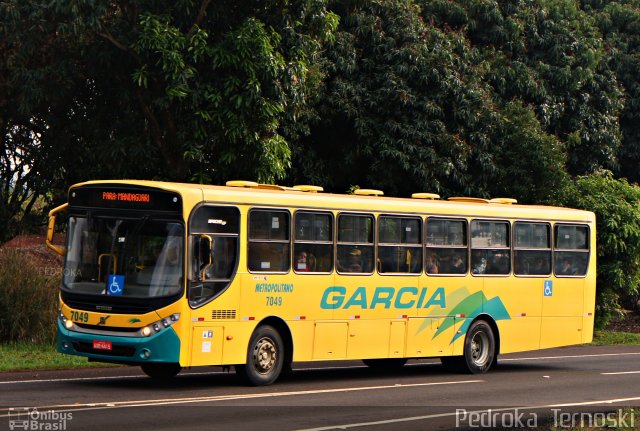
[
  {"left": 69, "top": 185, "right": 182, "bottom": 213},
  {"left": 101, "top": 191, "right": 151, "bottom": 203}
]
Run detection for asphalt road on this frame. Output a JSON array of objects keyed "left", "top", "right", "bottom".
[{"left": 1, "top": 345, "right": 640, "bottom": 431}]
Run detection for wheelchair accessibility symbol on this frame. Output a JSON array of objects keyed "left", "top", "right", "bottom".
[
  {"left": 108, "top": 275, "right": 125, "bottom": 296},
  {"left": 544, "top": 280, "right": 553, "bottom": 297}
]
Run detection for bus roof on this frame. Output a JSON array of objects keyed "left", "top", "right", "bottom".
[{"left": 71, "top": 180, "right": 595, "bottom": 222}]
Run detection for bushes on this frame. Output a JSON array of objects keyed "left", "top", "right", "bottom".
[
  {"left": 559, "top": 171, "right": 640, "bottom": 328},
  {"left": 0, "top": 249, "right": 59, "bottom": 343}
]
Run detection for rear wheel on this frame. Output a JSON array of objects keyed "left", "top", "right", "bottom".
[
  {"left": 141, "top": 363, "right": 182, "bottom": 381},
  {"left": 238, "top": 325, "right": 284, "bottom": 386},
  {"left": 440, "top": 320, "right": 496, "bottom": 374},
  {"left": 462, "top": 320, "right": 495, "bottom": 374}
]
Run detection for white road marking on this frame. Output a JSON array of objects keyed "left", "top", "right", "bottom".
[
  {"left": 499, "top": 352, "right": 640, "bottom": 362},
  {"left": 0, "top": 380, "right": 483, "bottom": 416},
  {"left": 601, "top": 370, "right": 640, "bottom": 375}
]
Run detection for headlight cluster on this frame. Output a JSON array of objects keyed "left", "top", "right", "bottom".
[
  {"left": 58, "top": 310, "right": 76, "bottom": 330},
  {"left": 139, "top": 313, "right": 180, "bottom": 337}
]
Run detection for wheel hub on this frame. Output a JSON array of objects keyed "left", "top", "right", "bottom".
[
  {"left": 471, "top": 331, "right": 489, "bottom": 366},
  {"left": 254, "top": 337, "right": 276, "bottom": 374}
]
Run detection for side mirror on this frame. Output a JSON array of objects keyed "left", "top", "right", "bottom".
[{"left": 46, "top": 203, "right": 68, "bottom": 256}]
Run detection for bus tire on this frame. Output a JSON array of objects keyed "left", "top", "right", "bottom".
[
  {"left": 241, "top": 325, "right": 284, "bottom": 386},
  {"left": 462, "top": 320, "right": 495, "bottom": 374},
  {"left": 362, "top": 358, "right": 407, "bottom": 369},
  {"left": 141, "top": 363, "right": 182, "bottom": 381}
]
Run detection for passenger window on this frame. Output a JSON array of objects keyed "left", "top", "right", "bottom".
[
  {"left": 514, "top": 222, "right": 551, "bottom": 276},
  {"left": 470, "top": 220, "right": 510, "bottom": 275},
  {"left": 554, "top": 224, "right": 589, "bottom": 276},
  {"left": 337, "top": 214, "right": 374, "bottom": 274},
  {"left": 378, "top": 216, "right": 422, "bottom": 274},
  {"left": 188, "top": 206, "right": 240, "bottom": 307},
  {"left": 426, "top": 218, "right": 467, "bottom": 275},
  {"left": 294, "top": 212, "right": 333, "bottom": 273},
  {"left": 248, "top": 209, "right": 290, "bottom": 272}
]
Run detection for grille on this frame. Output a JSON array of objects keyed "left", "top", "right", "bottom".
[
  {"left": 72, "top": 342, "right": 136, "bottom": 357},
  {"left": 64, "top": 298, "right": 153, "bottom": 314},
  {"left": 211, "top": 310, "right": 236, "bottom": 320},
  {"left": 75, "top": 323, "right": 140, "bottom": 333}
]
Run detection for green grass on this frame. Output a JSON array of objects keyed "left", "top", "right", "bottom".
[
  {"left": 0, "top": 342, "right": 117, "bottom": 372},
  {"left": 591, "top": 330, "right": 640, "bottom": 346}
]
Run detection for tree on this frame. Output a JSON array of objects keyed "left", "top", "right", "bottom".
[
  {"left": 289, "top": 0, "right": 499, "bottom": 197},
  {"left": 420, "top": 0, "right": 624, "bottom": 176},
  {"left": 587, "top": 0, "right": 640, "bottom": 184}
]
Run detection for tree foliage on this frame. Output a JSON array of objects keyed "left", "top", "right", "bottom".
[
  {"left": 587, "top": 0, "right": 640, "bottom": 184},
  {"left": 290, "top": 0, "right": 488, "bottom": 195}
]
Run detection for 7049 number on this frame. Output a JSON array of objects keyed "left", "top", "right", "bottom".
[
  {"left": 71, "top": 311, "right": 89, "bottom": 323},
  {"left": 265, "top": 296, "right": 282, "bottom": 306}
]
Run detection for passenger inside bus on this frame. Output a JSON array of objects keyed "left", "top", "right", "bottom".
[
  {"left": 426, "top": 253, "right": 439, "bottom": 274},
  {"left": 295, "top": 251, "right": 310, "bottom": 272},
  {"left": 338, "top": 248, "right": 363, "bottom": 273}
]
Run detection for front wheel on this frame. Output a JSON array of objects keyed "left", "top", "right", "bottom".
[
  {"left": 238, "top": 325, "right": 285, "bottom": 386},
  {"left": 141, "top": 363, "right": 182, "bottom": 381},
  {"left": 462, "top": 320, "right": 495, "bottom": 374}
]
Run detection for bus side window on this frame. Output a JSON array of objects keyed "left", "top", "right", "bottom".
[
  {"left": 554, "top": 224, "right": 589, "bottom": 276},
  {"left": 470, "top": 220, "right": 510, "bottom": 275},
  {"left": 378, "top": 216, "right": 422, "bottom": 274},
  {"left": 293, "top": 211, "right": 333, "bottom": 273},
  {"left": 248, "top": 209, "right": 291, "bottom": 273},
  {"left": 426, "top": 218, "right": 468, "bottom": 275},
  {"left": 188, "top": 205, "right": 240, "bottom": 307},
  {"left": 337, "top": 214, "right": 374, "bottom": 274},
  {"left": 514, "top": 222, "right": 551, "bottom": 276}
]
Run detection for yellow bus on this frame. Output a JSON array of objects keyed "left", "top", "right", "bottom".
[{"left": 46, "top": 180, "right": 596, "bottom": 385}]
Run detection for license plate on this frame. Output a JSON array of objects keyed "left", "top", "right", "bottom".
[{"left": 92, "top": 340, "right": 112, "bottom": 351}]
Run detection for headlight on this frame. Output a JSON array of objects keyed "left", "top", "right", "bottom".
[
  {"left": 58, "top": 310, "right": 77, "bottom": 331},
  {"left": 139, "top": 313, "right": 180, "bottom": 337}
]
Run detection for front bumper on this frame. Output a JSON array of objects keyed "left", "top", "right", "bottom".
[{"left": 57, "top": 319, "right": 181, "bottom": 364}]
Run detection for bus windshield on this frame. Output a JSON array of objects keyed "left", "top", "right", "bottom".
[{"left": 63, "top": 216, "right": 185, "bottom": 298}]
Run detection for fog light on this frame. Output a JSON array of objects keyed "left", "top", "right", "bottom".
[
  {"left": 62, "top": 342, "right": 70, "bottom": 349},
  {"left": 141, "top": 327, "right": 152, "bottom": 337},
  {"left": 140, "top": 349, "right": 151, "bottom": 359},
  {"left": 65, "top": 320, "right": 74, "bottom": 330}
]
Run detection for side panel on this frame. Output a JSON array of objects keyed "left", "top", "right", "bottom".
[
  {"left": 484, "top": 277, "right": 542, "bottom": 354},
  {"left": 190, "top": 326, "right": 224, "bottom": 366},
  {"left": 540, "top": 278, "right": 585, "bottom": 349},
  {"left": 406, "top": 317, "right": 454, "bottom": 357},
  {"left": 313, "top": 322, "right": 348, "bottom": 359},
  {"left": 347, "top": 320, "right": 391, "bottom": 359},
  {"left": 388, "top": 321, "right": 406, "bottom": 357}
]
